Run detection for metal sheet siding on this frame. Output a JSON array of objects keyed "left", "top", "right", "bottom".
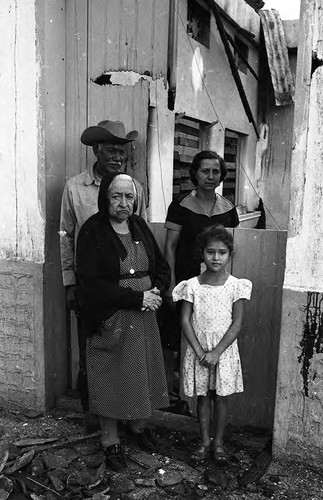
[{"left": 88, "top": 0, "right": 170, "bottom": 78}]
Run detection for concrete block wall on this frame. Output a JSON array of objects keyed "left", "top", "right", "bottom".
[{"left": 0, "top": 262, "right": 45, "bottom": 411}]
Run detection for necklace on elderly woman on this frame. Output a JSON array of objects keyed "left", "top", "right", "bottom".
[
  {"left": 117, "top": 232, "right": 139, "bottom": 275},
  {"left": 128, "top": 239, "right": 140, "bottom": 275}
]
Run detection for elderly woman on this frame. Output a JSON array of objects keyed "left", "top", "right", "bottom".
[
  {"left": 76, "top": 172, "right": 170, "bottom": 472},
  {"left": 164, "top": 150, "right": 239, "bottom": 293}
]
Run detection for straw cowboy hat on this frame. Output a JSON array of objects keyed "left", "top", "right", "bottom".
[{"left": 81, "top": 120, "right": 138, "bottom": 146}]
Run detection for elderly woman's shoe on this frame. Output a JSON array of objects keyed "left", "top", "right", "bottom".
[{"left": 105, "top": 444, "right": 127, "bottom": 471}]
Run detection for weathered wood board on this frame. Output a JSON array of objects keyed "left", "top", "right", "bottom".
[{"left": 148, "top": 225, "right": 287, "bottom": 429}]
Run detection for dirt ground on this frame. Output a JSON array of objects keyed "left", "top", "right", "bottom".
[{"left": 0, "top": 406, "right": 322, "bottom": 500}]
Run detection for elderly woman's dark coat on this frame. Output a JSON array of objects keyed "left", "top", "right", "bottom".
[{"left": 76, "top": 173, "right": 170, "bottom": 420}]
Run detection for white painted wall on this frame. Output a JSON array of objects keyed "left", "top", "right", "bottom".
[
  {"left": 0, "top": 0, "right": 44, "bottom": 263},
  {"left": 175, "top": 0, "right": 261, "bottom": 211},
  {"left": 284, "top": 2, "right": 323, "bottom": 292},
  {"left": 284, "top": 68, "right": 323, "bottom": 291}
]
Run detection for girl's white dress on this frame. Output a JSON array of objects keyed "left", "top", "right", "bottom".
[{"left": 173, "top": 275, "right": 252, "bottom": 397}]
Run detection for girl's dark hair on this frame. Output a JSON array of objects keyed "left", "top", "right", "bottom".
[
  {"left": 197, "top": 225, "right": 234, "bottom": 255},
  {"left": 189, "top": 150, "right": 228, "bottom": 186}
]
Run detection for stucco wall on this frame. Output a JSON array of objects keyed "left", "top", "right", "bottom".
[
  {"left": 273, "top": 0, "right": 323, "bottom": 462},
  {"left": 273, "top": 290, "right": 323, "bottom": 462},
  {"left": 175, "top": 0, "right": 260, "bottom": 211},
  {"left": 0, "top": 0, "right": 67, "bottom": 409},
  {"left": 0, "top": 0, "right": 45, "bottom": 261},
  {"left": 0, "top": 0, "right": 46, "bottom": 410}
]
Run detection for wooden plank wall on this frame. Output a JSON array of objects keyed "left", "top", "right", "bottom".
[
  {"left": 65, "top": 0, "right": 170, "bottom": 185},
  {"left": 65, "top": 0, "right": 170, "bottom": 387},
  {"left": 149, "top": 224, "right": 287, "bottom": 429},
  {"left": 87, "top": 0, "right": 169, "bottom": 78},
  {"left": 229, "top": 229, "right": 287, "bottom": 429},
  {"left": 65, "top": 0, "right": 88, "bottom": 178},
  {"left": 88, "top": 80, "right": 150, "bottom": 191}
]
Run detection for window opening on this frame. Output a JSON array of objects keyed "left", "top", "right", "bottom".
[
  {"left": 222, "top": 130, "right": 240, "bottom": 205},
  {"left": 187, "top": 0, "right": 211, "bottom": 49},
  {"left": 173, "top": 116, "right": 201, "bottom": 196},
  {"left": 234, "top": 37, "right": 249, "bottom": 75}
]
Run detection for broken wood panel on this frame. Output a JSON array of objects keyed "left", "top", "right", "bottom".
[
  {"left": 176, "top": 122, "right": 200, "bottom": 137},
  {"left": 150, "top": 0, "right": 170, "bottom": 77},
  {"left": 88, "top": 0, "right": 169, "bottom": 77},
  {"left": 119, "top": 0, "right": 138, "bottom": 70},
  {"left": 135, "top": 0, "right": 155, "bottom": 73},
  {"left": 88, "top": 0, "right": 121, "bottom": 76},
  {"left": 173, "top": 152, "right": 196, "bottom": 163},
  {"left": 174, "top": 145, "right": 200, "bottom": 157},
  {"left": 230, "top": 228, "right": 287, "bottom": 428},
  {"left": 88, "top": 78, "right": 149, "bottom": 195},
  {"left": 175, "top": 135, "right": 200, "bottom": 148},
  {"left": 129, "top": 0, "right": 169, "bottom": 76},
  {"left": 180, "top": 179, "right": 195, "bottom": 191},
  {"left": 65, "top": 0, "right": 88, "bottom": 178}
]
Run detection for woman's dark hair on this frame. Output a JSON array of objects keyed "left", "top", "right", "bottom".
[
  {"left": 189, "top": 150, "right": 227, "bottom": 186},
  {"left": 197, "top": 225, "right": 234, "bottom": 255},
  {"left": 98, "top": 172, "right": 138, "bottom": 220}
]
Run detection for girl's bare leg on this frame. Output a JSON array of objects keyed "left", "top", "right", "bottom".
[
  {"left": 214, "top": 395, "right": 228, "bottom": 447},
  {"left": 197, "top": 394, "right": 212, "bottom": 448}
]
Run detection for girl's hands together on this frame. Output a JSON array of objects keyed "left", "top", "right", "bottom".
[{"left": 200, "top": 350, "right": 220, "bottom": 368}]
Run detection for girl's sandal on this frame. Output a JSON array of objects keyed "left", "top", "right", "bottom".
[
  {"left": 213, "top": 444, "right": 228, "bottom": 464},
  {"left": 191, "top": 444, "right": 211, "bottom": 462}
]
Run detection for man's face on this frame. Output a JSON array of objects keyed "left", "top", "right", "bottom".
[{"left": 94, "top": 141, "right": 127, "bottom": 177}]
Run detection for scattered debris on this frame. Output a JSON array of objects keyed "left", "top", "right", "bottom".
[
  {"left": 109, "top": 473, "right": 135, "bottom": 493},
  {"left": 0, "top": 407, "right": 320, "bottom": 500},
  {"left": 205, "top": 468, "right": 228, "bottom": 489},
  {"left": 239, "top": 450, "right": 271, "bottom": 487},
  {"left": 156, "top": 470, "right": 182, "bottom": 487},
  {"left": 5, "top": 450, "right": 35, "bottom": 474},
  {"left": 134, "top": 478, "right": 155, "bottom": 488},
  {"left": 24, "top": 411, "right": 44, "bottom": 420},
  {"left": 0, "top": 476, "right": 13, "bottom": 500},
  {"left": 14, "top": 438, "right": 58, "bottom": 448}
]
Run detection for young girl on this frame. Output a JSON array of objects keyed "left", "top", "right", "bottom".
[{"left": 172, "top": 225, "right": 252, "bottom": 463}]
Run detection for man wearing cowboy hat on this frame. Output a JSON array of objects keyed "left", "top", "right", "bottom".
[{"left": 60, "top": 120, "right": 146, "bottom": 426}]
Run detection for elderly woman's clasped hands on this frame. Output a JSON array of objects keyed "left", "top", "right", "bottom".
[{"left": 141, "top": 286, "right": 162, "bottom": 312}]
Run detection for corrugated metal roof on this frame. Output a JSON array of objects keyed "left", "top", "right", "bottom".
[{"left": 260, "top": 9, "right": 295, "bottom": 106}]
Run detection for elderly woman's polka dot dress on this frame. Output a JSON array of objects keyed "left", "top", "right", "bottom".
[
  {"left": 173, "top": 275, "right": 252, "bottom": 397},
  {"left": 87, "top": 232, "right": 169, "bottom": 420}
]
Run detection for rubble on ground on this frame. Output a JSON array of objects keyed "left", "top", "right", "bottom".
[{"left": 0, "top": 408, "right": 321, "bottom": 500}]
